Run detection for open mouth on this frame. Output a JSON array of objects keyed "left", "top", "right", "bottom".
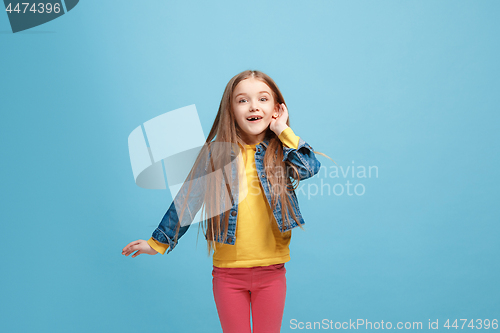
[{"left": 246, "top": 116, "right": 263, "bottom": 122}]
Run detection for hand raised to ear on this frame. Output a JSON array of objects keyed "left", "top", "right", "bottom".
[{"left": 270, "top": 103, "right": 289, "bottom": 136}]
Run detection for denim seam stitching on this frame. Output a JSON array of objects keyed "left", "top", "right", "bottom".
[{"left": 157, "top": 228, "right": 174, "bottom": 249}]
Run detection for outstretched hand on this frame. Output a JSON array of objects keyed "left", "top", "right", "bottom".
[
  {"left": 122, "top": 239, "right": 158, "bottom": 257},
  {"left": 270, "top": 103, "right": 289, "bottom": 136}
]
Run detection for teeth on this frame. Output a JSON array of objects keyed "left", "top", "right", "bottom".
[{"left": 247, "top": 117, "right": 262, "bottom": 120}]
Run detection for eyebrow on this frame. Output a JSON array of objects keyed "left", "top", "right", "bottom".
[{"left": 234, "top": 91, "right": 271, "bottom": 98}]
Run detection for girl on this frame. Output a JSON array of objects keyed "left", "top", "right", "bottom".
[{"left": 122, "top": 70, "right": 326, "bottom": 333}]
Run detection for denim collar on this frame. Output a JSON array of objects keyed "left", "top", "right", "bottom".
[
  {"left": 261, "top": 138, "right": 270, "bottom": 149},
  {"left": 232, "top": 138, "right": 270, "bottom": 156}
]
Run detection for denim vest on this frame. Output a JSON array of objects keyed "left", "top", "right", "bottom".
[{"left": 152, "top": 135, "right": 321, "bottom": 254}]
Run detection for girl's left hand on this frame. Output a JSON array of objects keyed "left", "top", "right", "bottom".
[{"left": 270, "top": 103, "right": 289, "bottom": 136}]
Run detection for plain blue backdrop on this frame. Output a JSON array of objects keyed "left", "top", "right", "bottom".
[{"left": 1, "top": 1, "right": 499, "bottom": 332}]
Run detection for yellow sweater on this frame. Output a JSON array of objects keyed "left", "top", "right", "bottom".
[{"left": 147, "top": 127, "right": 300, "bottom": 268}]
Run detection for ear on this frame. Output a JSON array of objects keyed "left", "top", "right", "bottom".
[{"left": 273, "top": 103, "right": 279, "bottom": 116}]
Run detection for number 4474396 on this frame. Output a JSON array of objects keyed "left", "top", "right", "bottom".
[
  {"left": 5, "top": 3, "right": 61, "bottom": 14},
  {"left": 444, "top": 319, "right": 498, "bottom": 330}
]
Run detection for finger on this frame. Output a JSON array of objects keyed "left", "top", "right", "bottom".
[
  {"left": 122, "top": 240, "right": 140, "bottom": 253},
  {"left": 132, "top": 250, "right": 141, "bottom": 258},
  {"left": 124, "top": 245, "right": 138, "bottom": 256},
  {"left": 123, "top": 241, "right": 135, "bottom": 252}
]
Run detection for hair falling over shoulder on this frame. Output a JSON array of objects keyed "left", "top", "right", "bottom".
[{"left": 172, "top": 70, "right": 330, "bottom": 256}]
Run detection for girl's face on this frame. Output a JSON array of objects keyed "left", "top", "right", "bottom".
[{"left": 232, "top": 78, "right": 279, "bottom": 145}]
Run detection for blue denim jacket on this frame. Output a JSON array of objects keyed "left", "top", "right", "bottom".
[{"left": 152, "top": 133, "right": 321, "bottom": 254}]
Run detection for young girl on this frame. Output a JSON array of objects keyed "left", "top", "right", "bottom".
[{"left": 122, "top": 70, "right": 323, "bottom": 333}]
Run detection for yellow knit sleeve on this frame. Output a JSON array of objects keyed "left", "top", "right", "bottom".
[
  {"left": 278, "top": 127, "right": 300, "bottom": 149},
  {"left": 147, "top": 237, "right": 169, "bottom": 255}
]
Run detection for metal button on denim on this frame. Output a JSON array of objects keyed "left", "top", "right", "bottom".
[{"left": 231, "top": 211, "right": 237, "bottom": 216}]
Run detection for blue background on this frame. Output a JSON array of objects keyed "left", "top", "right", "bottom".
[{"left": 1, "top": 0, "right": 499, "bottom": 332}]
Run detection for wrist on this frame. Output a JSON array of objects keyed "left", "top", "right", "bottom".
[{"left": 274, "top": 124, "right": 289, "bottom": 137}]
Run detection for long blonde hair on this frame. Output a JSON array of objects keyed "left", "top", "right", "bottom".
[{"left": 172, "top": 70, "right": 333, "bottom": 256}]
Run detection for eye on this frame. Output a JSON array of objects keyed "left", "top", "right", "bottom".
[
  {"left": 260, "top": 97, "right": 268, "bottom": 102},
  {"left": 238, "top": 98, "right": 247, "bottom": 103}
]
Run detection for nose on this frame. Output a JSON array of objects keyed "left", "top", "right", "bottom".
[{"left": 249, "top": 100, "right": 259, "bottom": 112}]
